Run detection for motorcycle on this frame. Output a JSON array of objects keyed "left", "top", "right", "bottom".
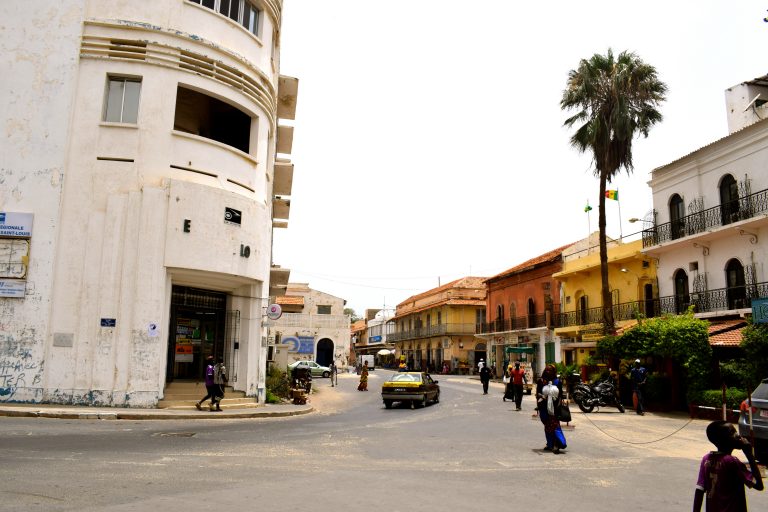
[{"left": 571, "top": 377, "right": 625, "bottom": 413}]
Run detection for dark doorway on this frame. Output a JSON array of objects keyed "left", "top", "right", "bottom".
[
  {"left": 316, "top": 338, "right": 334, "bottom": 366},
  {"left": 674, "top": 269, "right": 690, "bottom": 313},
  {"left": 167, "top": 286, "right": 227, "bottom": 382},
  {"left": 643, "top": 283, "right": 655, "bottom": 318},
  {"left": 669, "top": 194, "right": 685, "bottom": 239},
  {"left": 719, "top": 174, "right": 740, "bottom": 225},
  {"left": 725, "top": 259, "right": 746, "bottom": 309}
]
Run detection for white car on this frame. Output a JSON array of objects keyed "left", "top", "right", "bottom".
[{"left": 287, "top": 360, "right": 331, "bottom": 378}]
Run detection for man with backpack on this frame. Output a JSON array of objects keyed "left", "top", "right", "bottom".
[{"left": 196, "top": 355, "right": 218, "bottom": 411}]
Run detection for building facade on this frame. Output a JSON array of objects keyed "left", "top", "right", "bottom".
[
  {"left": 270, "top": 283, "right": 351, "bottom": 368},
  {"left": 553, "top": 236, "right": 658, "bottom": 366},
  {"left": 353, "top": 309, "right": 395, "bottom": 368},
  {"left": 642, "top": 77, "right": 768, "bottom": 325},
  {"left": 0, "top": 0, "right": 296, "bottom": 405},
  {"left": 478, "top": 244, "right": 573, "bottom": 378},
  {"left": 390, "top": 277, "right": 486, "bottom": 373}
]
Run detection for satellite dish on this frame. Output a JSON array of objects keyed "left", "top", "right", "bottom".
[{"left": 266, "top": 304, "right": 282, "bottom": 320}]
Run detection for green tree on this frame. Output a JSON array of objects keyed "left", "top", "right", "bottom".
[
  {"left": 561, "top": 49, "right": 667, "bottom": 334},
  {"left": 597, "top": 310, "right": 712, "bottom": 400},
  {"left": 344, "top": 307, "right": 361, "bottom": 322},
  {"left": 741, "top": 323, "right": 768, "bottom": 386}
]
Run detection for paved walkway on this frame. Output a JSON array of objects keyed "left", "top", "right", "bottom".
[{"left": 0, "top": 401, "right": 313, "bottom": 420}]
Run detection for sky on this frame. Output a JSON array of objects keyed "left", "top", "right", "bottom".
[{"left": 274, "top": 0, "right": 768, "bottom": 315}]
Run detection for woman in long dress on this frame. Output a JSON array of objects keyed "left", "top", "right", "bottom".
[
  {"left": 536, "top": 364, "right": 567, "bottom": 453},
  {"left": 357, "top": 363, "right": 369, "bottom": 391}
]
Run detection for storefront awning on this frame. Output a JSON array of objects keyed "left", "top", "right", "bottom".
[{"left": 505, "top": 346, "right": 535, "bottom": 354}]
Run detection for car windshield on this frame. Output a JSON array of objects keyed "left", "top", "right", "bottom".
[{"left": 390, "top": 374, "right": 422, "bottom": 383}]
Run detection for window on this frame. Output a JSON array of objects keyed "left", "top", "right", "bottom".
[
  {"left": 189, "top": 0, "right": 261, "bottom": 37},
  {"left": 674, "top": 269, "right": 690, "bottom": 314},
  {"left": 725, "top": 259, "right": 746, "bottom": 309},
  {"left": 174, "top": 86, "right": 251, "bottom": 153},
  {"left": 317, "top": 305, "right": 331, "bottom": 315},
  {"left": 669, "top": 194, "right": 685, "bottom": 239},
  {"left": 104, "top": 77, "right": 141, "bottom": 123},
  {"left": 719, "top": 174, "right": 740, "bottom": 225}
]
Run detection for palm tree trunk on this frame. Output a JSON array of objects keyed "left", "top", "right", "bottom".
[{"left": 598, "top": 171, "right": 615, "bottom": 334}]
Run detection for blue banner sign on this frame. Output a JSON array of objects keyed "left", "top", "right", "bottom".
[
  {"left": 753, "top": 298, "right": 768, "bottom": 324},
  {"left": 283, "top": 335, "right": 315, "bottom": 353}
]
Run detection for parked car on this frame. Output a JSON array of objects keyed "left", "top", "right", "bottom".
[
  {"left": 739, "top": 377, "right": 768, "bottom": 463},
  {"left": 287, "top": 361, "right": 331, "bottom": 378},
  {"left": 381, "top": 371, "right": 440, "bottom": 409}
]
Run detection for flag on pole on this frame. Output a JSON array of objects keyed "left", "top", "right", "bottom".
[
  {"left": 605, "top": 190, "right": 619, "bottom": 201},
  {"left": 584, "top": 203, "right": 592, "bottom": 212}
]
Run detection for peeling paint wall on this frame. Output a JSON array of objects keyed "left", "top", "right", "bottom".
[{"left": 1, "top": 0, "right": 283, "bottom": 407}]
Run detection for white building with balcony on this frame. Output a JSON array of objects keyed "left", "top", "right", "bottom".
[
  {"left": 0, "top": 0, "right": 297, "bottom": 406},
  {"left": 642, "top": 75, "right": 768, "bottom": 323},
  {"left": 270, "top": 284, "right": 351, "bottom": 368}
]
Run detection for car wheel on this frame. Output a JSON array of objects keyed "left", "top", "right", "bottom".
[
  {"left": 322, "top": 371, "right": 330, "bottom": 378},
  {"left": 384, "top": 400, "right": 392, "bottom": 409}
]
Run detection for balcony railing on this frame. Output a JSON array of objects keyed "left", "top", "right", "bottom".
[
  {"left": 642, "top": 187, "right": 768, "bottom": 248},
  {"left": 388, "top": 323, "right": 478, "bottom": 342},
  {"left": 478, "top": 310, "right": 561, "bottom": 334},
  {"left": 556, "top": 281, "right": 768, "bottom": 328}
]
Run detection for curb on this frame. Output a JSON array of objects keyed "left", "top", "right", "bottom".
[{"left": 0, "top": 405, "right": 314, "bottom": 421}]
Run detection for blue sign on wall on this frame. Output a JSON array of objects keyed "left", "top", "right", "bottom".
[
  {"left": 753, "top": 298, "right": 768, "bottom": 324},
  {"left": 283, "top": 335, "right": 315, "bottom": 353},
  {"left": 369, "top": 335, "right": 382, "bottom": 343}
]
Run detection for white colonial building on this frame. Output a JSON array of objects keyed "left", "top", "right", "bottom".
[
  {"left": 0, "top": 0, "right": 297, "bottom": 406},
  {"left": 269, "top": 284, "right": 352, "bottom": 368},
  {"left": 643, "top": 75, "right": 768, "bottom": 322}
]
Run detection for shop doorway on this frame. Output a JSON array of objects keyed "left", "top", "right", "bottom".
[
  {"left": 316, "top": 338, "right": 334, "bottom": 366},
  {"left": 167, "top": 286, "right": 228, "bottom": 382}
]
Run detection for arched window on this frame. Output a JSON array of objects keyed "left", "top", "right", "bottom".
[
  {"left": 674, "top": 269, "right": 690, "bottom": 314},
  {"left": 725, "top": 258, "right": 746, "bottom": 309},
  {"left": 719, "top": 174, "right": 740, "bottom": 225},
  {"left": 527, "top": 298, "right": 536, "bottom": 328},
  {"left": 495, "top": 304, "right": 505, "bottom": 331},
  {"left": 509, "top": 302, "right": 517, "bottom": 329},
  {"left": 669, "top": 194, "right": 685, "bottom": 239}
]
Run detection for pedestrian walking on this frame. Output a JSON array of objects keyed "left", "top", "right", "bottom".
[
  {"left": 536, "top": 364, "right": 567, "bottom": 454},
  {"left": 479, "top": 363, "right": 492, "bottom": 395},
  {"left": 477, "top": 358, "right": 486, "bottom": 372},
  {"left": 692, "top": 420, "right": 764, "bottom": 511},
  {"left": 211, "top": 357, "right": 227, "bottom": 411},
  {"left": 630, "top": 358, "right": 647, "bottom": 415},
  {"left": 510, "top": 361, "right": 527, "bottom": 411},
  {"left": 357, "top": 362, "right": 369, "bottom": 391},
  {"left": 502, "top": 370, "right": 514, "bottom": 402},
  {"left": 330, "top": 361, "right": 337, "bottom": 387},
  {"left": 195, "top": 355, "right": 217, "bottom": 411}
]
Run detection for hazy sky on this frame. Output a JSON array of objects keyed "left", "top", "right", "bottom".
[{"left": 274, "top": 1, "right": 768, "bottom": 315}]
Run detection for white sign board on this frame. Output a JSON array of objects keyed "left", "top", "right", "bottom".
[
  {"left": 0, "top": 280, "right": 26, "bottom": 298},
  {"left": 0, "top": 212, "right": 34, "bottom": 238}
]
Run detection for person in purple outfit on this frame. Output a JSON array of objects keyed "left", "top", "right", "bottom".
[
  {"left": 693, "top": 420, "right": 763, "bottom": 512},
  {"left": 195, "top": 355, "right": 218, "bottom": 411}
]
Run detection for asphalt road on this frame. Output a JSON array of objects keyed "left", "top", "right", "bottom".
[{"left": 1, "top": 371, "right": 765, "bottom": 511}]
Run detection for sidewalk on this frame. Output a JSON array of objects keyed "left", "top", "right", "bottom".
[{"left": 0, "top": 401, "right": 313, "bottom": 420}]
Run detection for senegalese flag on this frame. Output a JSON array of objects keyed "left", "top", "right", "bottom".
[
  {"left": 584, "top": 202, "right": 592, "bottom": 212},
  {"left": 605, "top": 190, "right": 619, "bottom": 201}
]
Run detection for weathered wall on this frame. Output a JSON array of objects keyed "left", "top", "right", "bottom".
[{"left": 0, "top": 1, "right": 85, "bottom": 401}]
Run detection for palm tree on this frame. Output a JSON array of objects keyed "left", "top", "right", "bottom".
[{"left": 561, "top": 49, "right": 666, "bottom": 334}]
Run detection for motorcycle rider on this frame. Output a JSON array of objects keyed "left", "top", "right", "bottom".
[{"left": 630, "top": 359, "right": 647, "bottom": 415}]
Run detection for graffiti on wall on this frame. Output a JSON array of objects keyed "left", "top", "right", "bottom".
[{"left": 0, "top": 327, "right": 43, "bottom": 401}]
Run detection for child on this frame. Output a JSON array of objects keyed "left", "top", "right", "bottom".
[{"left": 693, "top": 420, "right": 763, "bottom": 511}]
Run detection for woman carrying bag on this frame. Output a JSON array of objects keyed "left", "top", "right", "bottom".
[{"left": 536, "top": 364, "right": 568, "bottom": 454}]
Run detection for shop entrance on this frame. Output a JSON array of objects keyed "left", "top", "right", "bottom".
[{"left": 167, "top": 286, "right": 228, "bottom": 382}]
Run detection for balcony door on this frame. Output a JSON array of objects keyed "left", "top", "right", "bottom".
[
  {"left": 674, "top": 269, "right": 690, "bottom": 314},
  {"left": 669, "top": 194, "right": 685, "bottom": 239},
  {"left": 720, "top": 174, "right": 740, "bottom": 225},
  {"left": 725, "top": 259, "right": 746, "bottom": 309}
]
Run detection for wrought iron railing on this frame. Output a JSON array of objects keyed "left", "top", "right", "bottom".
[
  {"left": 556, "top": 281, "right": 768, "bottom": 328},
  {"left": 642, "top": 187, "right": 768, "bottom": 247},
  {"left": 478, "top": 309, "right": 561, "bottom": 334},
  {"left": 388, "top": 323, "right": 478, "bottom": 342}
]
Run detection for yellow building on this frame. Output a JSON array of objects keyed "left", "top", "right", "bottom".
[
  {"left": 391, "top": 277, "right": 486, "bottom": 373},
  {"left": 553, "top": 234, "right": 658, "bottom": 366}
]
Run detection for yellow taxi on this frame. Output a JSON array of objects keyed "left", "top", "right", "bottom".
[{"left": 381, "top": 372, "right": 440, "bottom": 409}]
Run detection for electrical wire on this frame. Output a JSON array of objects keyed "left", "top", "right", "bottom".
[{"left": 576, "top": 409, "right": 695, "bottom": 445}]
